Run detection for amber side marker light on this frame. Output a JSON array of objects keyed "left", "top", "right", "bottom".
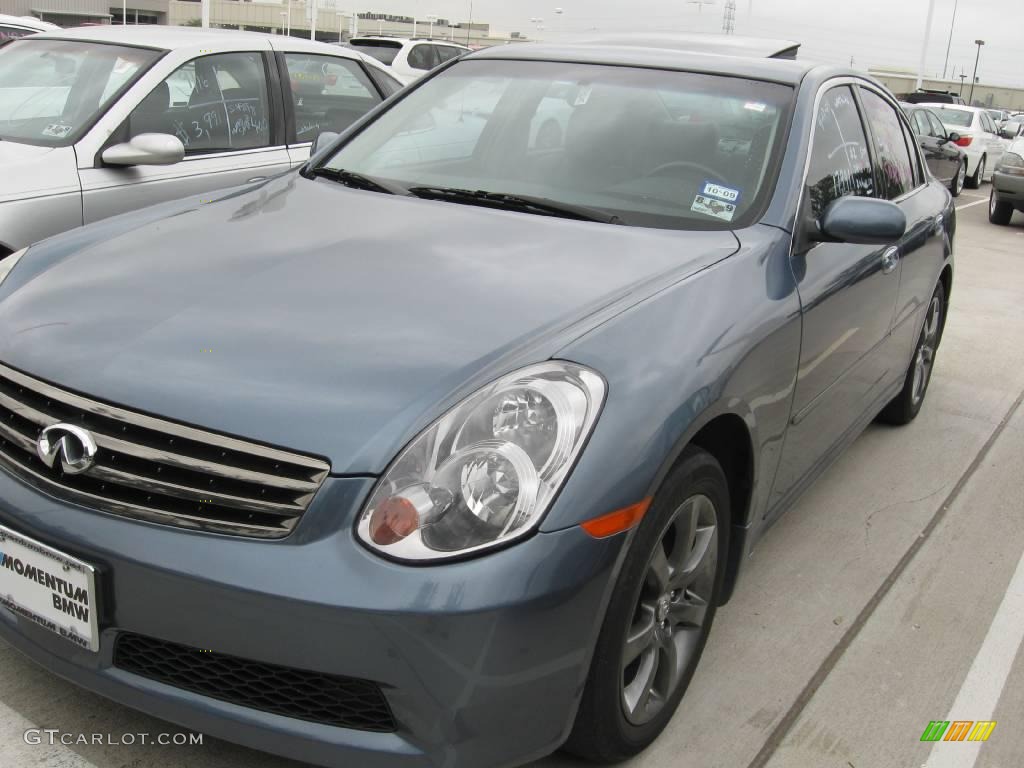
[{"left": 580, "top": 498, "right": 652, "bottom": 539}]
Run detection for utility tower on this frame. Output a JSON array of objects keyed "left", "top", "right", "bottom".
[{"left": 723, "top": 0, "right": 737, "bottom": 34}]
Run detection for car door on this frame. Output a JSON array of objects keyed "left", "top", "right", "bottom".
[
  {"left": 768, "top": 83, "right": 903, "bottom": 512},
  {"left": 924, "top": 109, "right": 962, "bottom": 182},
  {"left": 276, "top": 51, "right": 385, "bottom": 166},
  {"left": 909, "top": 109, "right": 947, "bottom": 183},
  {"left": 78, "top": 50, "right": 291, "bottom": 224},
  {"left": 979, "top": 111, "right": 1005, "bottom": 169},
  {"left": 859, "top": 88, "right": 950, "bottom": 367}
]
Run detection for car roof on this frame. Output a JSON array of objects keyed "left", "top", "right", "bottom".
[
  {"left": 469, "top": 42, "right": 815, "bottom": 86},
  {"left": 0, "top": 13, "right": 59, "bottom": 30},
  {"left": 547, "top": 32, "right": 801, "bottom": 59},
  {"left": 919, "top": 103, "right": 979, "bottom": 113},
  {"left": 28, "top": 23, "right": 367, "bottom": 60},
  {"left": 350, "top": 36, "right": 470, "bottom": 49}
]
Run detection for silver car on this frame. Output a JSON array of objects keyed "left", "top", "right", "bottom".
[{"left": 0, "top": 25, "right": 401, "bottom": 257}]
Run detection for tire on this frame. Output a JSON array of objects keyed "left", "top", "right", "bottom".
[
  {"left": 563, "top": 447, "right": 730, "bottom": 762},
  {"left": 989, "top": 187, "right": 1014, "bottom": 225},
  {"left": 950, "top": 160, "right": 966, "bottom": 197},
  {"left": 966, "top": 155, "right": 985, "bottom": 189},
  {"left": 878, "top": 280, "right": 946, "bottom": 425}
]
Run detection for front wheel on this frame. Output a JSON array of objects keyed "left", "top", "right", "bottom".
[
  {"left": 967, "top": 155, "right": 985, "bottom": 189},
  {"left": 990, "top": 188, "right": 1014, "bottom": 225},
  {"left": 879, "top": 281, "right": 945, "bottom": 425},
  {"left": 563, "top": 447, "right": 729, "bottom": 762}
]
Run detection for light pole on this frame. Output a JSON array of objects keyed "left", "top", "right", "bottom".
[
  {"left": 969, "top": 39, "right": 984, "bottom": 105},
  {"left": 466, "top": 0, "right": 474, "bottom": 47},
  {"left": 426, "top": 14, "right": 438, "bottom": 39},
  {"left": 942, "top": 0, "right": 958, "bottom": 80},
  {"left": 915, "top": 0, "right": 936, "bottom": 91},
  {"left": 958, "top": 72, "right": 967, "bottom": 96}
]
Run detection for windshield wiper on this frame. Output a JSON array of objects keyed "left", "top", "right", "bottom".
[
  {"left": 305, "top": 167, "right": 408, "bottom": 196},
  {"left": 406, "top": 186, "right": 623, "bottom": 225}
]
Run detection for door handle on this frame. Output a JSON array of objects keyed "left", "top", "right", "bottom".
[
  {"left": 246, "top": 176, "right": 267, "bottom": 184},
  {"left": 881, "top": 246, "right": 899, "bottom": 275}
]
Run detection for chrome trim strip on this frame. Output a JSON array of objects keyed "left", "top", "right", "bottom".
[{"left": 0, "top": 362, "right": 329, "bottom": 473}]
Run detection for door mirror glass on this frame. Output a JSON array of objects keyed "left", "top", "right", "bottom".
[
  {"left": 311, "top": 130, "right": 339, "bottom": 156},
  {"left": 947, "top": 132, "right": 961, "bottom": 143},
  {"left": 102, "top": 133, "right": 185, "bottom": 166},
  {"left": 819, "top": 197, "right": 907, "bottom": 245}
]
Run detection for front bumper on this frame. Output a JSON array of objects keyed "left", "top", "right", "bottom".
[
  {"left": 992, "top": 170, "right": 1024, "bottom": 205},
  {"left": 0, "top": 470, "right": 626, "bottom": 768}
]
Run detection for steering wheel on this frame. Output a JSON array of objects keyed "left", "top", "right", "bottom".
[{"left": 646, "top": 160, "right": 729, "bottom": 181}]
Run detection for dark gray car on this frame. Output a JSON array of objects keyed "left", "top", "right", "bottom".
[{"left": 0, "top": 42, "right": 954, "bottom": 768}]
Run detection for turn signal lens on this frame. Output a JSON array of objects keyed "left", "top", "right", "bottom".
[{"left": 581, "top": 499, "right": 652, "bottom": 539}]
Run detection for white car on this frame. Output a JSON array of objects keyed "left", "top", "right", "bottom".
[
  {"left": 0, "top": 25, "right": 402, "bottom": 256},
  {"left": 347, "top": 37, "right": 470, "bottom": 85},
  {"left": 922, "top": 103, "right": 1007, "bottom": 188},
  {"left": 0, "top": 13, "right": 59, "bottom": 43}
]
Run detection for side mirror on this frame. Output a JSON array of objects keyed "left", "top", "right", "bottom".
[
  {"left": 311, "top": 130, "right": 340, "bottom": 156},
  {"left": 819, "top": 197, "right": 906, "bottom": 245},
  {"left": 102, "top": 133, "right": 184, "bottom": 166},
  {"left": 999, "top": 127, "right": 1016, "bottom": 140},
  {"left": 947, "top": 132, "right": 961, "bottom": 143}
]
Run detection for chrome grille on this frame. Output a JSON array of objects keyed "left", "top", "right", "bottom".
[{"left": 0, "top": 362, "right": 330, "bottom": 538}]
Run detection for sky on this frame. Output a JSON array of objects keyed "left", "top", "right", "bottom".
[{"left": 352, "top": 0, "right": 1022, "bottom": 88}]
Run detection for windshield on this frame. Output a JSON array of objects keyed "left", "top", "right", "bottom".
[
  {"left": 0, "top": 38, "right": 159, "bottom": 146},
  {"left": 349, "top": 41, "right": 401, "bottom": 66},
  {"left": 320, "top": 60, "right": 793, "bottom": 230},
  {"left": 933, "top": 107, "right": 974, "bottom": 128}
]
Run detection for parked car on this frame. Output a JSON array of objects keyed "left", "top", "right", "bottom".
[
  {"left": 0, "top": 25, "right": 401, "bottom": 257},
  {"left": 0, "top": 13, "right": 58, "bottom": 45},
  {"left": 903, "top": 103, "right": 967, "bottom": 196},
  {"left": 0, "top": 44, "right": 954, "bottom": 768},
  {"left": 903, "top": 90, "right": 964, "bottom": 105},
  {"left": 989, "top": 134, "right": 1024, "bottom": 225},
  {"left": 923, "top": 103, "right": 1007, "bottom": 187},
  {"left": 347, "top": 36, "right": 470, "bottom": 84}
]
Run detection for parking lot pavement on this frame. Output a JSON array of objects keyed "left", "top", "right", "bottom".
[{"left": 0, "top": 184, "right": 1022, "bottom": 768}]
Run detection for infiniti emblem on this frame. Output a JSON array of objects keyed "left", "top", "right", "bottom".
[{"left": 37, "top": 423, "right": 98, "bottom": 475}]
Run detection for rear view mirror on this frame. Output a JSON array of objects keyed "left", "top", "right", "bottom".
[
  {"left": 819, "top": 197, "right": 906, "bottom": 245},
  {"left": 102, "top": 133, "right": 184, "bottom": 167},
  {"left": 311, "top": 130, "right": 340, "bottom": 156}
]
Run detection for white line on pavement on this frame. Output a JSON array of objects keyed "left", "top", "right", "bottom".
[
  {"left": 956, "top": 199, "right": 989, "bottom": 211},
  {"left": 926, "top": 544, "right": 1024, "bottom": 768}
]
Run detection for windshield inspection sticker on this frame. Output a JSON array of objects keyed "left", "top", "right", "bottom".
[
  {"left": 701, "top": 181, "right": 742, "bottom": 204},
  {"left": 692, "top": 194, "right": 737, "bottom": 222},
  {"left": 41, "top": 123, "right": 73, "bottom": 139}
]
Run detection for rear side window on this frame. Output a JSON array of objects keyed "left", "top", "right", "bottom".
[
  {"left": 283, "top": 53, "right": 381, "bottom": 142},
  {"left": 349, "top": 40, "right": 401, "bottom": 66},
  {"left": 407, "top": 44, "right": 438, "bottom": 71},
  {"left": 435, "top": 46, "right": 464, "bottom": 64},
  {"left": 909, "top": 110, "right": 928, "bottom": 137},
  {"left": 806, "top": 85, "right": 874, "bottom": 219},
  {"left": 859, "top": 88, "right": 915, "bottom": 200}
]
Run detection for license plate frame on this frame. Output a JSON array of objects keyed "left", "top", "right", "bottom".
[{"left": 0, "top": 525, "right": 99, "bottom": 652}]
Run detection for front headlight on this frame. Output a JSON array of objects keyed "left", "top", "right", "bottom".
[
  {"left": 998, "top": 152, "right": 1024, "bottom": 176},
  {"left": 357, "top": 361, "right": 606, "bottom": 561},
  {"left": 0, "top": 247, "right": 28, "bottom": 287}
]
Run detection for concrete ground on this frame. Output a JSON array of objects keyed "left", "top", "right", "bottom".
[{"left": 1, "top": 184, "right": 1022, "bottom": 768}]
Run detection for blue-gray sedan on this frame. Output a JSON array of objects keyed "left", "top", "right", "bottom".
[{"left": 0, "top": 40, "right": 954, "bottom": 768}]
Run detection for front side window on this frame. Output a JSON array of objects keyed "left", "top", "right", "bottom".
[
  {"left": 407, "top": 44, "right": 438, "bottom": 71},
  {"left": 806, "top": 85, "right": 873, "bottom": 220},
  {"left": 320, "top": 60, "right": 794, "bottom": 230},
  {"left": 283, "top": 53, "right": 381, "bottom": 141},
  {"left": 0, "top": 25, "right": 33, "bottom": 43},
  {"left": 126, "top": 51, "right": 270, "bottom": 154},
  {"left": 0, "top": 39, "right": 158, "bottom": 145},
  {"left": 909, "top": 110, "right": 929, "bottom": 137},
  {"left": 859, "top": 88, "right": 915, "bottom": 199}
]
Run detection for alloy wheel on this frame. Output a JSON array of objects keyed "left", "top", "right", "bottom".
[
  {"left": 911, "top": 295, "right": 942, "bottom": 407},
  {"left": 621, "top": 494, "right": 718, "bottom": 726},
  {"left": 955, "top": 162, "right": 965, "bottom": 195}
]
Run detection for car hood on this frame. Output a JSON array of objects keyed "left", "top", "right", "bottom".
[
  {"left": 0, "top": 141, "right": 79, "bottom": 205},
  {"left": 0, "top": 173, "right": 738, "bottom": 472}
]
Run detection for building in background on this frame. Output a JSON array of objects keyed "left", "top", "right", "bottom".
[
  {"left": 870, "top": 69, "right": 1024, "bottom": 111},
  {"left": 0, "top": 0, "right": 525, "bottom": 45}
]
